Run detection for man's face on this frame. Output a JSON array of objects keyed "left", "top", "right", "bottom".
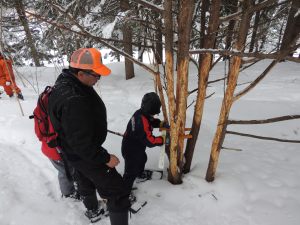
[{"left": 77, "top": 71, "right": 101, "bottom": 87}]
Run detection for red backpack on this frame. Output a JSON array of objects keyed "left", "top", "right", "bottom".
[
  {"left": 30, "top": 87, "right": 72, "bottom": 180},
  {"left": 30, "top": 86, "right": 61, "bottom": 160},
  {"left": 32, "top": 86, "right": 58, "bottom": 145}
]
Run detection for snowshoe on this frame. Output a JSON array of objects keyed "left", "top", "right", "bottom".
[
  {"left": 63, "top": 190, "right": 81, "bottom": 201},
  {"left": 129, "top": 200, "right": 147, "bottom": 214},
  {"left": 128, "top": 190, "right": 147, "bottom": 214},
  {"left": 128, "top": 192, "right": 137, "bottom": 205},
  {"left": 136, "top": 169, "right": 163, "bottom": 183},
  {"left": 85, "top": 206, "right": 106, "bottom": 223}
]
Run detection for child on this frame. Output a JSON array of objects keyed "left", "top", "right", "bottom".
[{"left": 121, "top": 92, "right": 168, "bottom": 194}]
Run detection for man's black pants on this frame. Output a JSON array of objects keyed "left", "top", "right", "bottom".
[{"left": 72, "top": 161, "right": 130, "bottom": 213}]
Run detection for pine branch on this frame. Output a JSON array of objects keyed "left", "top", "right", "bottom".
[
  {"left": 220, "top": 0, "right": 290, "bottom": 23},
  {"left": 24, "top": 10, "right": 158, "bottom": 75},
  {"left": 131, "top": 0, "right": 164, "bottom": 14}
]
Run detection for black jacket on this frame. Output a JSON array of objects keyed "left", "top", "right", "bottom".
[
  {"left": 121, "top": 109, "right": 163, "bottom": 160},
  {"left": 48, "top": 69, "right": 110, "bottom": 167}
]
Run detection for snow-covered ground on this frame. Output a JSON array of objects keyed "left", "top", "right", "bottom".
[{"left": 0, "top": 60, "right": 299, "bottom": 225}]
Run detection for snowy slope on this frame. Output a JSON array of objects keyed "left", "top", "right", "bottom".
[{"left": 0, "top": 60, "right": 299, "bottom": 225}]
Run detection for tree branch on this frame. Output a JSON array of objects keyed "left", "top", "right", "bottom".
[
  {"left": 189, "top": 49, "right": 300, "bottom": 63},
  {"left": 222, "top": 146, "right": 243, "bottom": 151},
  {"left": 131, "top": 0, "right": 164, "bottom": 14},
  {"left": 226, "top": 130, "right": 300, "bottom": 143},
  {"left": 220, "top": 0, "right": 290, "bottom": 23},
  {"left": 228, "top": 115, "right": 300, "bottom": 125},
  {"left": 108, "top": 129, "right": 124, "bottom": 137},
  {"left": 24, "top": 10, "right": 158, "bottom": 75},
  {"left": 234, "top": 60, "right": 278, "bottom": 101}
]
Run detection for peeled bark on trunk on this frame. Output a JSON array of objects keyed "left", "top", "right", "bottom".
[
  {"left": 183, "top": 0, "right": 221, "bottom": 174},
  {"left": 121, "top": 0, "right": 135, "bottom": 79},
  {"left": 168, "top": 0, "right": 195, "bottom": 184},
  {"left": 205, "top": 56, "right": 241, "bottom": 182},
  {"left": 164, "top": 0, "right": 180, "bottom": 184},
  {"left": 205, "top": 0, "right": 252, "bottom": 182},
  {"left": 14, "top": 0, "right": 41, "bottom": 66},
  {"left": 155, "top": 72, "right": 168, "bottom": 123}
]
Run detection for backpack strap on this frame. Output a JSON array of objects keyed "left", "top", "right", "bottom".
[{"left": 56, "top": 147, "right": 73, "bottom": 181}]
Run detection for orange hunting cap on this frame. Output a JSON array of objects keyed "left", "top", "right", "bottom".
[{"left": 70, "top": 48, "right": 111, "bottom": 76}]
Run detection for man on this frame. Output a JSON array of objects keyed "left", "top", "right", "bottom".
[
  {"left": 48, "top": 48, "right": 130, "bottom": 225},
  {"left": 0, "top": 53, "right": 24, "bottom": 100}
]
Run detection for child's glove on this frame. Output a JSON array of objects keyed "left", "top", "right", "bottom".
[
  {"left": 162, "top": 132, "right": 170, "bottom": 146},
  {"left": 5, "top": 81, "right": 11, "bottom": 86},
  {"left": 160, "top": 121, "right": 170, "bottom": 129}
]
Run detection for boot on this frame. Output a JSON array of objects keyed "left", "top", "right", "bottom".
[
  {"left": 85, "top": 206, "right": 105, "bottom": 223},
  {"left": 109, "top": 211, "right": 128, "bottom": 225},
  {"left": 63, "top": 190, "right": 81, "bottom": 200}
]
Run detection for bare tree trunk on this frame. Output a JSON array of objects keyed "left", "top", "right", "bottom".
[
  {"left": 205, "top": 0, "right": 253, "bottom": 182},
  {"left": 199, "top": 0, "right": 209, "bottom": 62},
  {"left": 154, "top": 0, "right": 163, "bottom": 64},
  {"left": 164, "top": 0, "right": 179, "bottom": 184},
  {"left": 120, "top": 0, "right": 135, "bottom": 79},
  {"left": 280, "top": 0, "right": 300, "bottom": 56},
  {"left": 174, "top": 0, "right": 195, "bottom": 181},
  {"left": 183, "top": 0, "right": 221, "bottom": 173},
  {"left": 276, "top": 20, "right": 285, "bottom": 51},
  {"left": 224, "top": 0, "right": 238, "bottom": 59},
  {"left": 249, "top": 0, "right": 262, "bottom": 52},
  {"left": 137, "top": 38, "right": 144, "bottom": 62},
  {"left": 14, "top": 0, "right": 41, "bottom": 66}
]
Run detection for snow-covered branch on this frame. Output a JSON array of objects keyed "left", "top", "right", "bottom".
[
  {"left": 220, "top": 0, "right": 290, "bottom": 23},
  {"left": 131, "top": 0, "right": 164, "bottom": 13},
  {"left": 24, "top": 10, "right": 158, "bottom": 76}
]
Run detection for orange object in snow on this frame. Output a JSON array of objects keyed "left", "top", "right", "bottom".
[{"left": 70, "top": 48, "right": 111, "bottom": 76}]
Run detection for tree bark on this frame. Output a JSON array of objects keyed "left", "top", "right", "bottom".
[
  {"left": 183, "top": 0, "right": 220, "bottom": 174},
  {"left": 14, "top": 0, "right": 41, "bottom": 66},
  {"left": 224, "top": 0, "right": 238, "bottom": 57},
  {"left": 164, "top": 0, "right": 179, "bottom": 184},
  {"left": 249, "top": 0, "right": 262, "bottom": 52},
  {"left": 174, "top": 0, "right": 195, "bottom": 181},
  {"left": 205, "top": 0, "right": 253, "bottom": 182},
  {"left": 280, "top": 0, "right": 300, "bottom": 56},
  {"left": 120, "top": 0, "right": 135, "bottom": 79},
  {"left": 154, "top": 0, "right": 163, "bottom": 64},
  {"left": 199, "top": 0, "right": 209, "bottom": 62}
]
